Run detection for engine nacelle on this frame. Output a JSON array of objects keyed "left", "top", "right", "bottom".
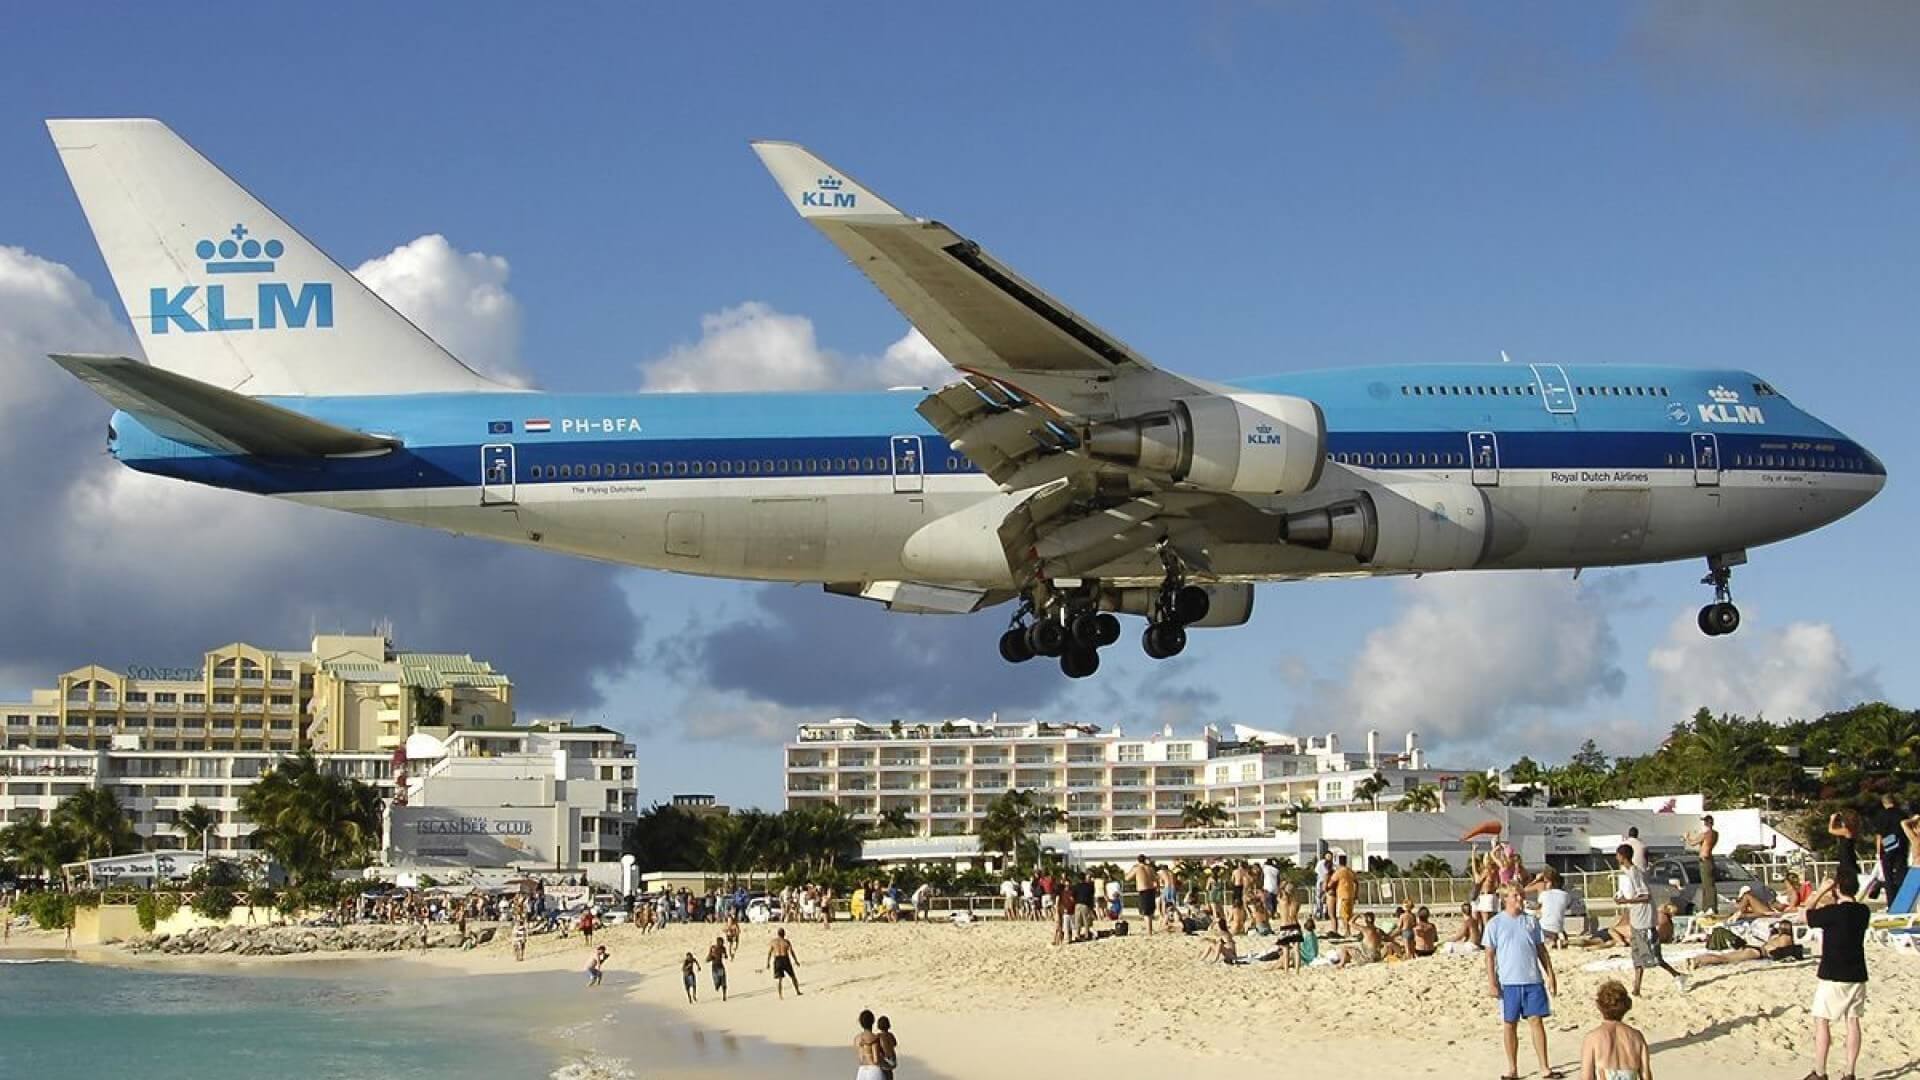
[
  {"left": 1104, "top": 582, "right": 1256, "bottom": 627},
  {"left": 1087, "top": 392, "right": 1325, "bottom": 496},
  {"left": 1280, "top": 481, "right": 1502, "bottom": 571}
]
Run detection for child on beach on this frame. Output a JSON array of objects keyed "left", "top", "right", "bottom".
[
  {"left": 876, "top": 1015, "right": 899, "bottom": 1080},
  {"left": 1579, "top": 980, "right": 1652, "bottom": 1080},
  {"left": 1292, "top": 917, "right": 1320, "bottom": 969},
  {"left": 512, "top": 920, "right": 528, "bottom": 962},
  {"left": 681, "top": 952, "right": 698, "bottom": 1003},
  {"left": 586, "top": 945, "right": 608, "bottom": 988}
]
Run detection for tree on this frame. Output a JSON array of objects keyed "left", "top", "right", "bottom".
[
  {"left": 625, "top": 803, "right": 711, "bottom": 872},
  {"left": 409, "top": 686, "right": 447, "bottom": 728},
  {"left": 873, "top": 807, "right": 917, "bottom": 839},
  {"left": 51, "top": 788, "right": 140, "bottom": 862},
  {"left": 1396, "top": 784, "right": 1441, "bottom": 812},
  {"left": 1461, "top": 772, "right": 1505, "bottom": 806},
  {"left": 0, "top": 818, "right": 79, "bottom": 879},
  {"left": 177, "top": 803, "right": 219, "bottom": 854},
  {"left": 1407, "top": 854, "right": 1456, "bottom": 878},
  {"left": 977, "top": 789, "right": 1063, "bottom": 870},
  {"left": 1353, "top": 772, "right": 1388, "bottom": 810},
  {"left": 1178, "top": 801, "right": 1229, "bottom": 829},
  {"left": 237, "top": 751, "right": 383, "bottom": 884}
]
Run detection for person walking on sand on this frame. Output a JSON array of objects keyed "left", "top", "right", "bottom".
[
  {"left": 767, "top": 927, "right": 802, "bottom": 997},
  {"left": 681, "top": 951, "right": 698, "bottom": 1003},
  {"left": 1803, "top": 868, "right": 1870, "bottom": 1080},
  {"left": 876, "top": 1015, "right": 899, "bottom": 1080},
  {"left": 1580, "top": 980, "right": 1653, "bottom": 1080},
  {"left": 707, "top": 936, "right": 730, "bottom": 1002},
  {"left": 855, "top": 1009, "right": 886, "bottom": 1080},
  {"left": 1485, "top": 886, "right": 1561, "bottom": 1080},
  {"left": 1614, "top": 844, "right": 1687, "bottom": 997},
  {"left": 587, "top": 945, "right": 608, "bottom": 988}
]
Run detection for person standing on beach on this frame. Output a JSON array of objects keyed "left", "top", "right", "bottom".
[
  {"left": 855, "top": 1009, "right": 886, "bottom": 1080},
  {"left": 1484, "top": 887, "right": 1559, "bottom": 1080},
  {"left": 1313, "top": 851, "right": 1332, "bottom": 920},
  {"left": 587, "top": 945, "right": 608, "bottom": 988},
  {"left": 1326, "top": 855, "right": 1358, "bottom": 938},
  {"left": 1580, "top": 980, "right": 1653, "bottom": 1080},
  {"left": 707, "top": 935, "right": 730, "bottom": 1002},
  {"left": 1129, "top": 856, "right": 1158, "bottom": 935},
  {"left": 1804, "top": 868, "right": 1870, "bottom": 1080},
  {"left": 1872, "top": 793, "right": 1909, "bottom": 904},
  {"left": 512, "top": 919, "right": 528, "bottom": 962},
  {"left": 1614, "top": 844, "right": 1687, "bottom": 997},
  {"left": 1624, "top": 827, "right": 1648, "bottom": 872},
  {"left": 767, "top": 927, "right": 802, "bottom": 997},
  {"left": 1685, "top": 816, "right": 1720, "bottom": 914},
  {"left": 876, "top": 1015, "right": 899, "bottom": 1080}
]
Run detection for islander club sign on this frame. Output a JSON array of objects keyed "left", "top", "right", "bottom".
[{"left": 414, "top": 817, "right": 535, "bottom": 836}]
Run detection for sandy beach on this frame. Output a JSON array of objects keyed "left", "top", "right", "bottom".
[{"left": 14, "top": 914, "right": 1917, "bottom": 1078}]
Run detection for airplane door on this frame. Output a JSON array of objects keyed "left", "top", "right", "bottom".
[
  {"left": 480, "top": 444, "right": 516, "bottom": 505},
  {"left": 1468, "top": 432, "right": 1499, "bottom": 486},
  {"left": 891, "top": 435, "right": 925, "bottom": 494},
  {"left": 1529, "top": 363, "right": 1577, "bottom": 414},
  {"left": 1692, "top": 432, "right": 1721, "bottom": 486}
]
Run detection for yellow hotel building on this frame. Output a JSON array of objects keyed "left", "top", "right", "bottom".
[{"left": 1, "top": 633, "right": 514, "bottom": 755}]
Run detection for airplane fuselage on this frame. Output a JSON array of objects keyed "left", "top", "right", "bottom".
[{"left": 107, "top": 361, "right": 1884, "bottom": 594}]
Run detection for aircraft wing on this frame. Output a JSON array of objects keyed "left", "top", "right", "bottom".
[{"left": 52, "top": 353, "right": 400, "bottom": 456}]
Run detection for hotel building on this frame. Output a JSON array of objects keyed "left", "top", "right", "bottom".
[{"left": 785, "top": 716, "right": 1471, "bottom": 838}]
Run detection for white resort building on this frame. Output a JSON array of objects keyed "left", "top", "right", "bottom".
[{"left": 784, "top": 715, "right": 1470, "bottom": 838}]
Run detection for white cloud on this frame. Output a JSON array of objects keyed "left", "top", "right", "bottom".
[
  {"left": 1291, "top": 572, "right": 1627, "bottom": 752},
  {"left": 351, "top": 234, "right": 529, "bottom": 387},
  {"left": 638, "top": 301, "right": 949, "bottom": 392},
  {"left": 1647, "top": 612, "right": 1880, "bottom": 725}
]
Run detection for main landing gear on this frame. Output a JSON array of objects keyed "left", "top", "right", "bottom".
[
  {"left": 1697, "top": 552, "right": 1744, "bottom": 637},
  {"left": 998, "top": 593, "right": 1121, "bottom": 679}
]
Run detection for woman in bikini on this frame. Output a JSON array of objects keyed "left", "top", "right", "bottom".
[{"left": 1579, "top": 980, "right": 1653, "bottom": 1080}]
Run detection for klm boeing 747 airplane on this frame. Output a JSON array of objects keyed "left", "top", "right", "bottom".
[{"left": 46, "top": 120, "right": 1884, "bottom": 678}]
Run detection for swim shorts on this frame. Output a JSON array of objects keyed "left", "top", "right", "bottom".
[
  {"left": 1138, "top": 888, "right": 1158, "bottom": 918},
  {"left": 1500, "top": 982, "right": 1551, "bottom": 1023},
  {"left": 773, "top": 956, "right": 795, "bottom": 979}
]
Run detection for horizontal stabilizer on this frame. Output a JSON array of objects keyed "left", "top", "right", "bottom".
[{"left": 52, "top": 353, "right": 399, "bottom": 456}]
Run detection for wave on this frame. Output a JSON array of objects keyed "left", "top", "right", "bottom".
[
  {"left": 550, "top": 1053, "right": 635, "bottom": 1080},
  {"left": 0, "top": 956, "right": 74, "bottom": 965}
]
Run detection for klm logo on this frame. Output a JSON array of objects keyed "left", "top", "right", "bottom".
[
  {"left": 1698, "top": 385, "right": 1764, "bottom": 425},
  {"left": 1247, "top": 422, "right": 1284, "bottom": 446},
  {"left": 800, "top": 175, "right": 857, "bottom": 209},
  {"left": 148, "top": 224, "right": 333, "bottom": 334}
]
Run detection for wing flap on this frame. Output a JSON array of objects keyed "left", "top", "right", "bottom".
[{"left": 52, "top": 353, "right": 399, "bottom": 456}]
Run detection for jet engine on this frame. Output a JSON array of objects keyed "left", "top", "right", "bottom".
[
  {"left": 1086, "top": 393, "right": 1325, "bottom": 496},
  {"left": 1279, "top": 481, "right": 1512, "bottom": 571}
]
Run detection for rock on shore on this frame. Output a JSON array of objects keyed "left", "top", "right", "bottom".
[{"left": 126, "top": 923, "right": 495, "bottom": 956}]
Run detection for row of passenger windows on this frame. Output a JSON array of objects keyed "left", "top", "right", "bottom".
[
  {"left": 1399, "top": 384, "right": 1672, "bottom": 398},
  {"left": 1329, "top": 450, "right": 1468, "bottom": 467},
  {"left": 527, "top": 456, "right": 979, "bottom": 481}
]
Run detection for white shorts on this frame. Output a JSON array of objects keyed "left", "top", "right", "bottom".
[
  {"left": 1811, "top": 980, "right": 1866, "bottom": 1020},
  {"left": 856, "top": 1067, "right": 887, "bottom": 1080},
  {"left": 1474, "top": 894, "right": 1496, "bottom": 915}
]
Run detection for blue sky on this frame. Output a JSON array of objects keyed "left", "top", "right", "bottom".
[{"left": 0, "top": 4, "right": 1913, "bottom": 806}]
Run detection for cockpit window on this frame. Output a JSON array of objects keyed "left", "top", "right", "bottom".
[{"left": 1753, "top": 382, "right": 1780, "bottom": 397}]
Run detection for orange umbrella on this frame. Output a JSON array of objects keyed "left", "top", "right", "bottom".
[{"left": 1460, "top": 819, "right": 1503, "bottom": 842}]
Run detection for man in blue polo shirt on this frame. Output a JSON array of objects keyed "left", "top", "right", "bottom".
[{"left": 1485, "top": 885, "right": 1560, "bottom": 1080}]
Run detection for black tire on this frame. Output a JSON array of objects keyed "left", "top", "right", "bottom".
[
  {"left": 1709, "top": 602, "right": 1741, "bottom": 636},
  {"left": 1069, "top": 614, "right": 1105, "bottom": 650},
  {"left": 1141, "top": 625, "right": 1168, "bottom": 660},
  {"left": 1697, "top": 605, "right": 1716, "bottom": 636},
  {"left": 1060, "top": 648, "right": 1100, "bottom": 679},
  {"left": 1091, "top": 612, "right": 1122, "bottom": 646},
  {"left": 1148, "top": 622, "right": 1187, "bottom": 658},
  {"left": 1027, "top": 619, "right": 1066, "bottom": 657},
  {"left": 999, "top": 627, "right": 1035, "bottom": 664},
  {"left": 1172, "top": 585, "right": 1211, "bottom": 625}
]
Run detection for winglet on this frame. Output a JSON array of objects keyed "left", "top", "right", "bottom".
[{"left": 749, "top": 141, "right": 910, "bottom": 221}]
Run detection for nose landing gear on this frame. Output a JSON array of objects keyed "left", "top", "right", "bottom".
[{"left": 1697, "top": 552, "right": 1745, "bottom": 637}]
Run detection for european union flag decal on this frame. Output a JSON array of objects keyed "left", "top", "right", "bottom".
[{"left": 488, "top": 420, "right": 513, "bottom": 435}]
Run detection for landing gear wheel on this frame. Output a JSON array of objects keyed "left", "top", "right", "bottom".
[
  {"left": 1026, "top": 619, "right": 1066, "bottom": 657},
  {"left": 1170, "top": 585, "right": 1211, "bottom": 625},
  {"left": 1060, "top": 647, "right": 1100, "bottom": 679},
  {"left": 1091, "top": 612, "right": 1122, "bottom": 647},
  {"left": 1000, "top": 627, "right": 1036, "bottom": 663},
  {"left": 1069, "top": 612, "right": 1122, "bottom": 649},
  {"left": 1141, "top": 622, "right": 1187, "bottom": 660},
  {"left": 1698, "top": 602, "right": 1740, "bottom": 637}
]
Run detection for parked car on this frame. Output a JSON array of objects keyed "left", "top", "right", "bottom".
[
  {"left": 745, "top": 895, "right": 782, "bottom": 924},
  {"left": 1646, "top": 855, "right": 1774, "bottom": 914}
]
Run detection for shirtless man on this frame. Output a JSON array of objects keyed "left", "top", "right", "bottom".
[
  {"left": 706, "top": 936, "right": 730, "bottom": 1001},
  {"left": 855, "top": 1009, "right": 885, "bottom": 1080},
  {"left": 1325, "top": 855, "right": 1359, "bottom": 937},
  {"left": 1412, "top": 906, "right": 1439, "bottom": 957},
  {"left": 1686, "top": 815, "right": 1721, "bottom": 915},
  {"left": 1335, "top": 912, "right": 1386, "bottom": 966},
  {"left": 723, "top": 912, "right": 741, "bottom": 958},
  {"left": 766, "top": 928, "right": 802, "bottom": 998},
  {"left": 1686, "top": 921, "right": 1802, "bottom": 969},
  {"left": 1130, "top": 855, "right": 1158, "bottom": 936}
]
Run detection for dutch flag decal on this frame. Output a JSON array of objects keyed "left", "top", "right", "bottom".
[{"left": 524, "top": 418, "right": 552, "bottom": 433}]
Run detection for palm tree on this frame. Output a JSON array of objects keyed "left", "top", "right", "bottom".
[
  {"left": 1352, "top": 773, "right": 1388, "bottom": 810},
  {"left": 1461, "top": 772, "right": 1505, "bottom": 806},
  {"left": 177, "top": 803, "right": 219, "bottom": 854},
  {"left": 51, "top": 788, "right": 140, "bottom": 861},
  {"left": 874, "top": 807, "right": 916, "bottom": 839},
  {"left": 977, "top": 789, "right": 1063, "bottom": 869},
  {"left": 0, "top": 818, "right": 79, "bottom": 879},
  {"left": 1395, "top": 784, "right": 1441, "bottom": 812},
  {"left": 239, "top": 751, "right": 383, "bottom": 883},
  {"left": 1178, "top": 801, "right": 1230, "bottom": 829}
]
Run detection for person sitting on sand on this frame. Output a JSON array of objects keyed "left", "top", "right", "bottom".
[
  {"left": 1654, "top": 904, "right": 1676, "bottom": 946},
  {"left": 1333, "top": 912, "right": 1386, "bottom": 967},
  {"left": 1580, "top": 980, "right": 1653, "bottom": 1080},
  {"left": 1686, "top": 921, "right": 1802, "bottom": 970},
  {"left": 1443, "top": 901, "right": 1485, "bottom": 955},
  {"left": 1728, "top": 886, "right": 1776, "bottom": 920},
  {"left": 1291, "top": 917, "right": 1320, "bottom": 970},
  {"left": 681, "top": 951, "right": 698, "bottom": 1002},
  {"left": 1202, "top": 921, "right": 1239, "bottom": 965},
  {"left": 1779, "top": 871, "right": 1814, "bottom": 913},
  {"left": 1412, "top": 906, "right": 1439, "bottom": 957}
]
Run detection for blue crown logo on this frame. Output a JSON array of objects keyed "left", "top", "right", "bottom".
[
  {"left": 1255, "top": 423, "right": 1274, "bottom": 434},
  {"left": 816, "top": 176, "right": 844, "bottom": 191},
  {"left": 194, "top": 224, "right": 284, "bottom": 275}
]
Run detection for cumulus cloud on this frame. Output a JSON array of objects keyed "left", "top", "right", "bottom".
[
  {"left": 639, "top": 301, "right": 948, "bottom": 392},
  {"left": 352, "top": 234, "right": 529, "bottom": 386},
  {"left": 0, "top": 242, "right": 637, "bottom": 712},
  {"left": 1289, "top": 572, "right": 1628, "bottom": 756},
  {"left": 1647, "top": 612, "right": 1880, "bottom": 725}
]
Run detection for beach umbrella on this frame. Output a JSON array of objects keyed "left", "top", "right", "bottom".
[{"left": 1460, "top": 819, "right": 1503, "bottom": 842}]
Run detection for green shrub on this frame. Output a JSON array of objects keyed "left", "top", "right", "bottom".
[
  {"left": 136, "top": 892, "right": 157, "bottom": 932},
  {"left": 191, "top": 888, "right": 236, "bottom": 921}
]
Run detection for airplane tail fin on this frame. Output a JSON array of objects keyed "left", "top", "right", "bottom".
[{"left": 47, "top": 118, "right": 503, "bottom": 397}]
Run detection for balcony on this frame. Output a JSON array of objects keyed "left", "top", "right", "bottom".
[
  {"left": 211, "top": 677, "right": 236, "bottom": 689},
  {"left": 878, "top": 758, "right": 924, "bottom": 769},
  {"left": 238, "top": 676, "right": 264, "bottom": 688},
  {"left": 929, "top": 755, "right": 964, "bottom": 766},
  {"left": 268, "top": 702, "right": 294, "bottom": 714}
]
